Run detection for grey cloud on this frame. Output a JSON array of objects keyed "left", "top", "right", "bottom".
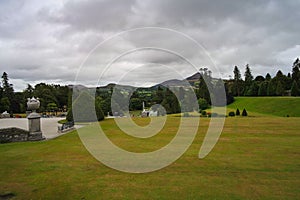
[{"left": 0, "top": 0, "right": 300, "bottom": 91}]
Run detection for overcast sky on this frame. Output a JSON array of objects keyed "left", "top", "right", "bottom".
[{"left": 0, "top": 0, "right": 299, "bottom": 91}]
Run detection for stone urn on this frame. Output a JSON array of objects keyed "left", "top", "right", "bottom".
[
  {"left": 27, "top": 97, "right": 44, "bottom": 141},
  {"left": 27, "top": 97, "right": 40, "bottom": 112}
]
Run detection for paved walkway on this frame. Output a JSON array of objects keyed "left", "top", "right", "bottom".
[{"left": 0, "top": 118, "right": 77, "bottom": 139}]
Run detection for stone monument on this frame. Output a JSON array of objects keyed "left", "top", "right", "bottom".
[{"left": 27, "top": 97, "right": 44, "bottom": 141}]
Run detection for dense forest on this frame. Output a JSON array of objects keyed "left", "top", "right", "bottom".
[{"left": 0, "top": 58, "right": 299, "bottom": 116}]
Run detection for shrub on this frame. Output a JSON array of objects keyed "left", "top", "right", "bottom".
[
  {"left": 228, "top": 111, "right": 235, "bottom": 117},
  {"left": 201, "top": 110, "right": 207, "bottom": 116},
  {"left": 242, "top": 108, "right": 248, "bottom": 116},
  {"left": 66, "top": 108, "right": 73, "bottom": 121},
  {"left": 236, "top": 108, "right": 240, "bottom": 116},
  {"left": 198, "top": 98, "right": 209, "bottom": 111}
]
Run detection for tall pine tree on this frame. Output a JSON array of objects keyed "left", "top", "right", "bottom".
[
  {"left": 232, "top": 66, "right": 242, "bottom": 96},
  {"left": 292, "top": 58, "right": 300, "bottom": 85},
  {"left": 1, "top": 72, "right": 14, "bottom": 112},
  {"left": 244, "top": 64, "right": 253, "bottom": 95}
]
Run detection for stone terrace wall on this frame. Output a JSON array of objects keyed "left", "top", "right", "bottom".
[{"left": 0, "top": 127, "right": 30, "bottom": 143}]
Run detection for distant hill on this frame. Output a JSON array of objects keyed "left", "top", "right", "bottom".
[
  {"left": 186, "top": 72, "right": 201, "bottom": 81},
  {"left": 152, "top": 72, "right": 201, "bottom": 88},
  {"left": 155, "top": 79, "right": 191, "bottom": 87},
  {"left": 227, "top": 97, "right": 300, "bottom": 117},
  {"left": 72, "top": 72, "right": 202, "bottom": 90}
]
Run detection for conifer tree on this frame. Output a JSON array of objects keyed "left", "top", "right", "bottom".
[
  {"left": 233, "top": 66, "right": 242, "bottom": 96},
  {"left": 236, "top": 108, "right": 240, "bottom": 116},
  {"left": 242, "top": 108, "right": 248, "bottom": 116},
  {"left": 291, "top": 80, "right": 299, "bottom": 96}
]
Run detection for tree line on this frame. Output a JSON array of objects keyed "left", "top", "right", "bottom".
[
  {"left": 1, "top": 57, "right": 299, "bottom": 116},
  {"left": 0, "top": 72, "right": 69, "bottom": 114},
  {"left": 227, "top": 58, "right": 300, "bottom": 97}
]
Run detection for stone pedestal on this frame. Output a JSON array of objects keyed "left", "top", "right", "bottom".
[{"left": 27, "top": 112, "right": 44, "bottom": 141}]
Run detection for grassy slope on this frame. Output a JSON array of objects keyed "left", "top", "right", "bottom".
[
  {"left": 1, "top": 117, "right": 300, "bottom": 199},
  {"left": 227, "top": 97, "right": 300, "bottom": 117}
]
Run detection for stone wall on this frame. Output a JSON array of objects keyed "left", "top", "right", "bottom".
[
  {"left": 0, "top": 127, "right": 30, "bottom": 143},
  {"left": 0, "top": 127, "right": 45, "bottom": 143}
]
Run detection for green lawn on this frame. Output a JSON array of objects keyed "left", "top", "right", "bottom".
[
  {"left": 227, "top": 97, "right": 300, "bottom": 117},
  {"left": 1, "top": 117, "right": 300, "bottom": 199}
]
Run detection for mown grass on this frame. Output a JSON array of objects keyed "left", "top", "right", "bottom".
[
  {"left": 227, "top": 97, "right": 300, "bottom": 117},
  {"left": 1, "top": 116, "right": 300, "bottom": 199}
]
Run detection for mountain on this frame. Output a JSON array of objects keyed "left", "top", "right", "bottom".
[
  {"left": 186, "top": 72, "right": 201, "bottom": 81},
  {"left": 152, "top": 72, "right": 200, "bottom": 88},
  {"left": 158, "top": 79, "right": 186, "bottom": 87},
  {"left": 71, "top": 72, "right": 201, "bottom": 90}
]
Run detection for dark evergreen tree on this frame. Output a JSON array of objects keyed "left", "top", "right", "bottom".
[
  {"left": 254, "top": 75, "right": 265, "bottom": 82},
  {"left": 242, "top": 108, "right": 248, "bottom": 116},
  {"left": 11, "top": 92, "right": 24, "bottom": 113},
  {"left": 1, "top": 72, "right": 14, "bottom": 112},
  {"left": 66, "top": 107, "right": 73, "bottom": 121},
  {"left": 291, "top": 80, "right": 299, "bottom": 96},
  {"left": 276, "top": 81, "right": 284, "bottom": 96},
  {"left": 161, "top": 88, "right": 179, "bottom": 114},
  {"left": 95, "top": 96, "right": 105, "bottom": 121},
  {"left": 244, "top": 64, "right": 253, "bottom": 95},
  {"left": 284, "top": 72, "right": 293, "bottom": 91},
  {"left": 225, "top": 82, "right": 234, "bottom": 105},
  {"left": 236, "top": 108, "right": 240, "bottom": 116},
  {"left": 265, "top": 73, "right": 272, "bottom": 81},
  {"left": 232, "top": 66, "right": 242, "bottom": 96},
  {"left": 258, "top": 81, "right": 268, "bottom": 96},
  {"left": 23, "top": 84, "right": 34, "bottom": 99},
  {"left": 294, "top": 58, "right": 300, "bottom": 66},
  {"left": 55, "top": 85, "right": 69, "bottom": 109},
  {"left": 292, "top": 58, "right": 300, "bottom": 85},
  {"left": 0, "top": 97, "right": 10, "bottom": 112},
  {"left": 246, "top": 81, "right": 259, "bottom": 96},
  {"left": 0, "top": 83, "right": 2, "bottom": 99},
  {"left": 129, "top": 96, "right": 142, "bottom": 111},
  {"left": 267, "top": 79, "right": 276, "bottom": 96}
]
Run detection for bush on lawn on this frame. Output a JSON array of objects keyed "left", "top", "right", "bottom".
[
  {"left": 242, "top": 108, "right": 248, "bottom": 116},
  {"left": 236, "top": 108, "right": 240, "bottom": 116},
  {"left": 229, "top": 111, "right": 235, "bottom": 117}
]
